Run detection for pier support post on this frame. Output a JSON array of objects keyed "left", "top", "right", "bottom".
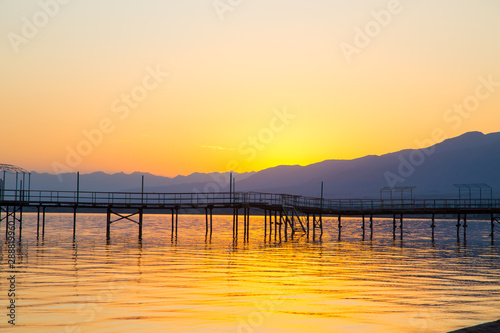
[
  {"left": 138, "top": 208, "right": 143, "bottom": 240},
  {"left": 431, "top": 213, "right": 435, "bottom": 242},
  {"left": 246, "top": 207, "right": 249, "bottom": 242},
  {"left": 205, "top": 207, "right": 209, "bottom": 238},
  {"left": 307, "top": 214, "right": 310, "bottom": 237},
  {"left": 400, "top": 214, "right": 404, "bottom": 239},
  {"left": 36, "top": 206, "right": 40, "bottom": 239},
  {"left": 18, "top": 206, "right": 23, "bottom": 239},
  {"left": 319, "top": 214, "right": 323, "bottom": 237},
  {"left": 456, "top": 213, "right": 461, "bottom": 240},
  {"left": 171, "top": 209, "right": 175, "bottom": 238},
  {"left": 491, "top": 213, "right": 495, "bottom": 241},
  {"left": 282, "top": 210, "right": 287, "bottom": 241},
  {"left": 274, "top": 211, "right": 278, "bottom": 241},
  {"left": 264, "top": 210, "right": 267, "bottom": 240},
  {"left": 106, "top": 207, "right": 111, "bottom": 241},
  {"left": 463, "top": 213, "right": 467, "bottom": 241},
  {"left": 209, "top": 206, "right": 213, "bottom": 239},
  {"left": 42, "top": 207, "right": 46, "bottom": 238},
  {"left": 270, "top": 210, "right": 274, "bottom": 242},
  {"left": 175, "top": 207, "right": 179, "bottom": 238},
  {"left": 4, "top": 206, "right": 9, "bottom": 239},
  {"left": 392, "top": 214, "right": 396, "bottom": 239},
  {"left": 370, "top": 214, "right": 373, "bottom": 239},
  {"left": 73, "top": 206, "right": 77, "bottom": 241}
]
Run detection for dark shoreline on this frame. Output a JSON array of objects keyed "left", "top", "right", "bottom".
[{"left": 448, "top": 319, "right": 500, "bottom": 332}]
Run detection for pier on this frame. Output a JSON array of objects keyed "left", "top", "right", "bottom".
[{"left": 1, "top": 189, "right": 500, "bottom": 243}]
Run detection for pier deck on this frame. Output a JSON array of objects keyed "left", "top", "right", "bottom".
[{"left": 1, "top": 190, "right": 500, "bottom": 241}]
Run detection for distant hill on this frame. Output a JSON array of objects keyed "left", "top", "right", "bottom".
[
  {"left": 4, "top": 131, "right": 500, "bottom": 199},
  {"left": 236, "top": 131, "right": 500, "bottom": 198}
]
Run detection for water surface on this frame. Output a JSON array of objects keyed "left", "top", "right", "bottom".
[{"left": 1, "top": 213, "right": 499, "bottom": 332}]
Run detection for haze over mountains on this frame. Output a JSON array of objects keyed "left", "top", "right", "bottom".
[{"left": 10, "top": 131, "right": 500, "bottom": 199}]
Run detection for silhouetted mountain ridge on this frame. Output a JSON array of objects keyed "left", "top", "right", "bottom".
[{"left": 6, "top": 131, "right": 499, "bottom": 199}]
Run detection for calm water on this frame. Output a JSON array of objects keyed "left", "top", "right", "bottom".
[{"left": 1, "top": 212, "right": 499, "bottom": 333}]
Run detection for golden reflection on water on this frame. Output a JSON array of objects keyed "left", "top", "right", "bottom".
[{"left": 1, "top": 213, "right": 499, "bottom": 333}]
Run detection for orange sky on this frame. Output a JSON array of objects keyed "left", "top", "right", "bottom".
[{"left": 1, "top": 0, "right": 499, "bottom": 177}]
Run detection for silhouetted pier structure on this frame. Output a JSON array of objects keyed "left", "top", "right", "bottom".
[{"left": 2, "top": 189, "right": 500, "bottom": 243}]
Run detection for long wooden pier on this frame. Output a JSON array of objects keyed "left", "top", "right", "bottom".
[{"left": 1, "top": 189, "right": 500, "bottom": 242}]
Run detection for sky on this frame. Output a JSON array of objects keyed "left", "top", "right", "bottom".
[{"left": 1, "top": 0, "right": 499, "bottom": 177}]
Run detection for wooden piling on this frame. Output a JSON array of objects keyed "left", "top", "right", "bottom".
[
  {"left": 491, "top": 213, "right": 495, "bottom": 240},
  {"left": 431, "top": 213, "right": 435, "bottom": 241},
  {"left": 264, "top": 210, "right": 267, "bottom": 239},
  {"left": 42, "top": 207, "right": 46, "bottom": 238},
  {"left": 463, "top": 213, "right": 467, "bottom": 240},
  {"left": 369, "top": 214, "right": 373, "bottom": 238},
  {"left": 36, "top": 206, "right": 40, "bottom": 239},
  {"left": 400, "top": 214, "right": 403, "bottom": 239},
  {"left": 19, "top": 206, "right": 23, "bottom": 236},
  {"left": 73, "top": 206, "right": 77, "bottom": 240},
  {"left": 106, "top": 207, "right": 111, "bottom": 241},
  {"left": 138, "top": 208, "right": 143, "bottom": 240},
  {"left": 4, "top": 206, "right": 9, "bottom": 239}
]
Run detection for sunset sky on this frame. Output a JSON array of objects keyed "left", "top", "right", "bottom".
[{"left": 1, "top": 0, "right": 499, "bottom": 177}]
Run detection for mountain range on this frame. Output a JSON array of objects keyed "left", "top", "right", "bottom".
[{"left": 6, "top": 131, "right": 500, "bottom": 199}]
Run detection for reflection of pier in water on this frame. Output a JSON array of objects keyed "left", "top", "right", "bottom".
[{"left": 1, "top": 189, "right": 500, "bottom": 243}]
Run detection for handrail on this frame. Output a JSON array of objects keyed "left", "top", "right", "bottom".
[{"left": 0, "top": 189, "right": 499, "bottom": 211}]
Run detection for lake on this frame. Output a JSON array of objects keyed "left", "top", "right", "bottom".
[{"left": 1, "top": 212, "right": 499, "bottom": 332}]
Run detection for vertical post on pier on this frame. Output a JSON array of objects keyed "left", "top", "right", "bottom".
[
  {"left": 463, "top": 213, "right": 467, "bottom": 241},
  {"left": 392, "top": 214, "right": 396, "bottom": 238},
  {"left": 18, "top": 206, "right": 23, "bottom": 235},
  {"left": 491, "top": 213, "right": 494, "bottom": 241},
  {"left": 283, "top": 210, "right": 287, "bottom": 240},
  {"left": 246, "top": 207, "right": 250, "bottom": 242},
  {"left": 456, "top": 213, "right": 461, "bottom": 241},
  {"left": 175, "top": 207, "right": 179, "bottom": 237},
  {"left": 306, "top": 213, "right": 310, "bottom": 237},
  {"left": 370, "top": 214, "right": 373, "bottom": 239},
  {"left": 400, "top": 214, "right": 403, "bottom": 239},
  {"left": 264, "top": 210, "right": 267, "bottom": 240},
  {"left": 171, "top": 209, "right": 174, "bottom": 238},
  {"left": 138, "top": 208, "right": 143, "bottom": 240},
  {"left": 73, "top": 205, "right": 77, "bottom": 241},
  {"left": 36, "top": 206, "right": 40, "bottom": 239},
  {"left": 312, "top": 214, "right": 316, "bottom": 239},
  {"left": 205, "top": 207, "right": 209, "bottom": 239},
  {"left": 278, "top": 211, "right": 282, "bottom": 240},
  {"left": 269, "top": 210, "right": 274, "bottom": 242},
  {"left": 232, "top": 208, "right": 236, "bottom": 237},
  {"left": 209, "top": 206, "right": 213, "bottom": 238},
  {"left": 42, "top": 206, "right": 46, "bottom": 238},
  {"left": 274, "top": 211, "right": 278, "bottom": 241},
  {"left": 106, "top": 207, "right": 111, "bottom": 241},
  {"left": 338, "top": 215, "right": 342, "bottom": 230},
  {"left": 229, "top": 172, "right": 232, "bottom": 204},
  {"left": 236, "top": 207, "right": 239, "bottom": 237},
  {"left": 4, "top": 206, "right": 9, "bottom": 239},
  {"left": 431, "top": 213, "right": 435, "bottom": 242},
  {"left": 319, "top": 214, "right": 323, "bottom": 237}
]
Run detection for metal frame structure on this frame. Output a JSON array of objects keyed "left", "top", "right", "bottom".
[{"left": 454, "top": 183, "right": 492, "bottom": 201}]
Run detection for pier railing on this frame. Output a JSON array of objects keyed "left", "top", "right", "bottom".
[{"left": 1, "top": 189, "right": 499, "bottom": 212}]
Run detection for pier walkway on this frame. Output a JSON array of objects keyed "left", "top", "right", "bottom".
[{"left": 1, "top": 189, "right": 499, "bottom": 241}]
